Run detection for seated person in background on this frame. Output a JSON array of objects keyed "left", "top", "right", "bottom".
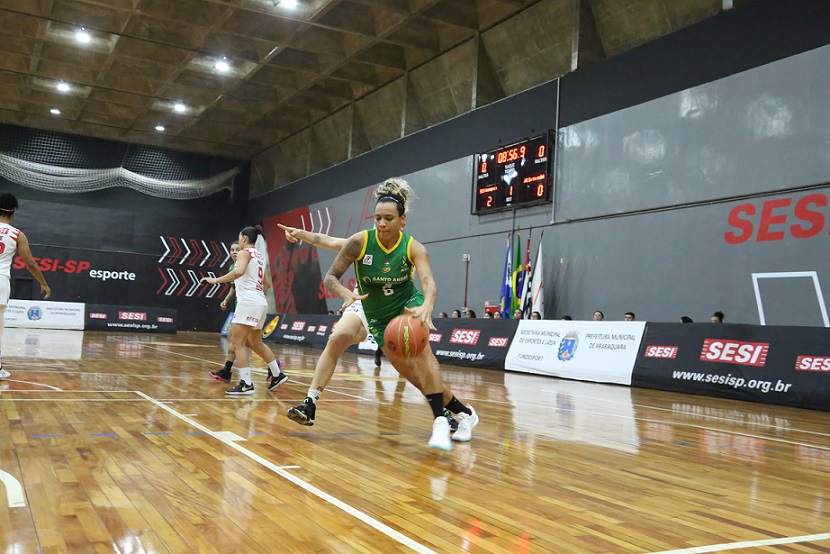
[
  {"left": 680, "top": 316, "right": 693, "bottom": 323},
  {"left": 451, "top": 309, "right": 462, "bottom": 318},
  {"left": 493, "top": 311, "right": 503, "bottom": 319},
  {"left": 437, "top": 311, "right": 448, "bottom": 318},
  {"left": 593, "top": 310, "right": 604, "bottom": 321},
  {"left": 624, "top": 312, "right": 635, "bottom": 321},
  {"left": 561, "top": 315, "right": 573, "bottom": 320},
  {"left": 710, "top": 311, "right": 725, "bottom": 323},
  {"left": 466, "top": 309, "right": 477, "bottom": 318},
  {"left": 530, "top": 311, "right": 542, "bottom": 320},
  {"left": 483, "top": 312, "right": 492, "bottom": 319},
  {"left": 513, "top": 309, "right": 524, "bottom": 319}
]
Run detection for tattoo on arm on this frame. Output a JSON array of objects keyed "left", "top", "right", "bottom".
[
  {"left": 324, "top": 235, "right": 362, "bottom": 292},
  {"left": 313, "top": 234, "right": 321, "bottom": 244}
]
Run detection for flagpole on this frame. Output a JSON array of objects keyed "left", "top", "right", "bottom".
[{"left": 462, "top": 253, "right": 470, "bottom": 312}]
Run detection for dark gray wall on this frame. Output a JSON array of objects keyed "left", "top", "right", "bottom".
[{"left": 250, "top": 1, "right": 830, "bottom": 326}]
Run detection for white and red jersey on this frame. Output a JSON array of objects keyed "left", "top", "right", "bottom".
[
  {"left": 234, "top": 247, "right": 267, "bottom": 306},
  {"left": 0, "top": 222, "right": 20, "bottom": 278}
]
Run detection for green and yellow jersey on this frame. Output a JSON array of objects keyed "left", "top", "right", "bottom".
[{"left": 354, "top": 229, "right": 423, "bottom": 346}]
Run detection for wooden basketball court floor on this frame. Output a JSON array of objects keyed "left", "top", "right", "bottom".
[{"left": 1, "top": 328, "right": 829, "bottom": 553}]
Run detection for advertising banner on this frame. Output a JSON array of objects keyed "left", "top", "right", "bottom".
[
  {"left": 505, "top": 320, "right": 646, "bottom": 385},
  {"left": 4, "top": 300, "right": 85, "bottom": 330},
  {"left": 85, "top": 304, "right": 177, "bottom": 333},
  {"left": 633, "top": 323, "right": 830, "bottom": 411},
  {"left": 429, "top": 319, "right": 518, "bottom": 370},
  {"left": 267, "top": 314, "right": 339, "bottom": 349},
  {"left": 265, "top": 314, "right": 517, "bottom": 370}
]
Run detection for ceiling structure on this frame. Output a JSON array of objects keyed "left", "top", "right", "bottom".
[{"left": 0, "top": 0, "right": 744, "bottom": 167}]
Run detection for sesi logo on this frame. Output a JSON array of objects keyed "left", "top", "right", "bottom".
[
  {"left": 488, "top": 337, "right": 509, "bottom": 348},
  {"left": 700, "top": 339, "right": 769, "bottom": 367},
  {"left": 157, "top": 316, "right": 173, "bottom": 323},
  {"left": 449, "top": 329, "right": 481, "bottom": 345},
  {"left": 118, "top": 311, "right": 147, "bottom": 321},
  {"left": 291, "top": 321, "right": 306, "bottom": 331},
  {"left": 645, "top": 345, "right": 678, "bottom": 359},
  {"left": 89, "top": 312, "right": 107, "bottom": 320},
  {"left": 795, "top": 356, "right": 830, "bottom": 372},
  {"left": 429, "top": 333, "right": 442, "bottom": 342}
]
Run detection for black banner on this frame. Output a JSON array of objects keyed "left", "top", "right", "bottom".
[
  {"left": 85, "top": 304, "right": 178, "bottom": 334},
  {"left": 633, "top": 323, "right": 830, "bottom": 411},
  {"left": 266, "top": 314, "right": 518, "bottom": 370},
  {"left": 428, "top": 319, "right": 517, "bottom": 370},
  {"left": 267, "top": 314, "right": 340, "bottom": 349}
]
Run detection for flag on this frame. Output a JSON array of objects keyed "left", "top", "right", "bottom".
[
  {"left": 520, "top": 246, "right": 534, "bottom": 319},
  {"left": 498, "top": 237, "right": 512, "bottom": 318},
  {"left": 530, "top": 238, "right": 545, "bottom": 317},
  {"left": 511, "top": 233, "right": 523, "bottom": 315},
  {"left": 519, "top": 232, "right": 532, "bottom": 317}
]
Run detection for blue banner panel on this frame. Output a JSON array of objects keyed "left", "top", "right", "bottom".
[
  {"left": 633, "top": 323, "right": 830, "bottom": 411},
  {"left": 85, "top": 304, "right": 177, "bottom": 334}
]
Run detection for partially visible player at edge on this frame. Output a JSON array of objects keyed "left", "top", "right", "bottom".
[
  {"left": 280, "top": 223, "right": 468, "bottom": 436},
  {"left": 200, "top": 225, "right": 287, "bottom": 395},
  {"left": 0, "top": 193, "right": 51, "bottom": 380},
  {"left": 319, "top": 178, "right": 478, "bottom": 451}
]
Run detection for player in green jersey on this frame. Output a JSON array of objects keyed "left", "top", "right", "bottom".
[
  {"left": 322, "top": 178, "right": 478, "bottom": 451},
  {"left": 281, "top": 224, "right": 466, "bottom": 435}
]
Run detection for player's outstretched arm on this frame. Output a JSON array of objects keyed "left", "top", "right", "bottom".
[
  {"left": 278, "top": 223, "right": 346, "bottom": 253},
  {"left": 16, "top": 232, "right": 50, "bottom": 299}
]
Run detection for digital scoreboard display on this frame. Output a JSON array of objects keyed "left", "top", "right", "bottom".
[{"left": 473, "top": 133, "right": 552, "bottom": 214}]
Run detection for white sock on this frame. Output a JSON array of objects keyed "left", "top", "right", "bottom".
[
  {"left": 239, "top": 367, "right": 252, "bottom": 385},
  {"left": 307, "top": 389, "right": 321, "bottom": 403},
  {"left": 267, "top": 359, "right": 281, "bottom": 374}
]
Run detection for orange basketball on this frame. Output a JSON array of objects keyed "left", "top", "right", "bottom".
[{"left": 384, "top": 314, "right": 428, "bottom": 358}]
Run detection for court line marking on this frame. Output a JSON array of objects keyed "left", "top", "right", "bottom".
[
  {"left": 133, "top": 390, "right": 437, "bottom": 554},
  {"left": 0, "top": 469, "right": 25, "bottom": 507},
  {"left": 0, "top": 380, "right": 62, "bottom": 391},
  {"left": 650, "top": 531, "right": 830, "bottom": 553}
]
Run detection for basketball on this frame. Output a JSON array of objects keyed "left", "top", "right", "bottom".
[{"left": 384, "top": 314, "right": 428, "bottom": 358}]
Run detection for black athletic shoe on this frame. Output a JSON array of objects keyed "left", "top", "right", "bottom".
[
  {"left": 443, "top": 409, "right": 459, "bottom": 432},
  {"left": 226, "top": 380, "right": 254, "bottom": 395},
  {"left": 287, "top": 398, "right": 316, "bottom": 426},
  {"left": 209, "top": 369, "right": 232, "bottom": 383},
  {"left": 374, "top": 350, "right": 382, "bottom": 367},
  {"left": 266, "top": 360, "right": 283, "bottom": 381},
  {"left": 268, "top": 372, "right": 289, "bottom": 391}
]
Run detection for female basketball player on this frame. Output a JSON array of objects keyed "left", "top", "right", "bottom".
[
  {"left": 279, "top": 223, "right": 468, "bottom": 437},
  {"left": 209, "top": 241, "right": 240, "bottom": 382},
  {"left": 200, "top": 226, "right": 287, "bottom": 395},
  {"left": 321, "top": 179, "right": 478, "bottom": 451},
  {"left": 0, "top": 193, "right": 51, "bottom": 380}
]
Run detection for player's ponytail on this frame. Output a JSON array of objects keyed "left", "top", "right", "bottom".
[
  {"left": 376, "top": 178, "right": 416, "bottom": 215},
  {"left": 240, "top": 225, "right": 262, "bottom": 244}
]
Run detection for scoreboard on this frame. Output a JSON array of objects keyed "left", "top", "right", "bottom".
[{"left": 473, "top": 133, "right": 553, "bottom": 215}]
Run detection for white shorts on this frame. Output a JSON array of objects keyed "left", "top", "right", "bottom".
[
  {"left": 0, "top": 276, "right": 9, "bottom": 305},
  {"left": 232, "top": 302, "right": 267, "bottom": 329},
  {"left": 343, "top": 298, "right": 369, "bottom": 332}
]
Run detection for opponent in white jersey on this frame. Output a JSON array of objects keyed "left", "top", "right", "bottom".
[
  {"left": 200, "top": 225, "right": 286, "bottom": 396},
  {"left": 0, "top": 193, "right": 51, "bottom": 380}
]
